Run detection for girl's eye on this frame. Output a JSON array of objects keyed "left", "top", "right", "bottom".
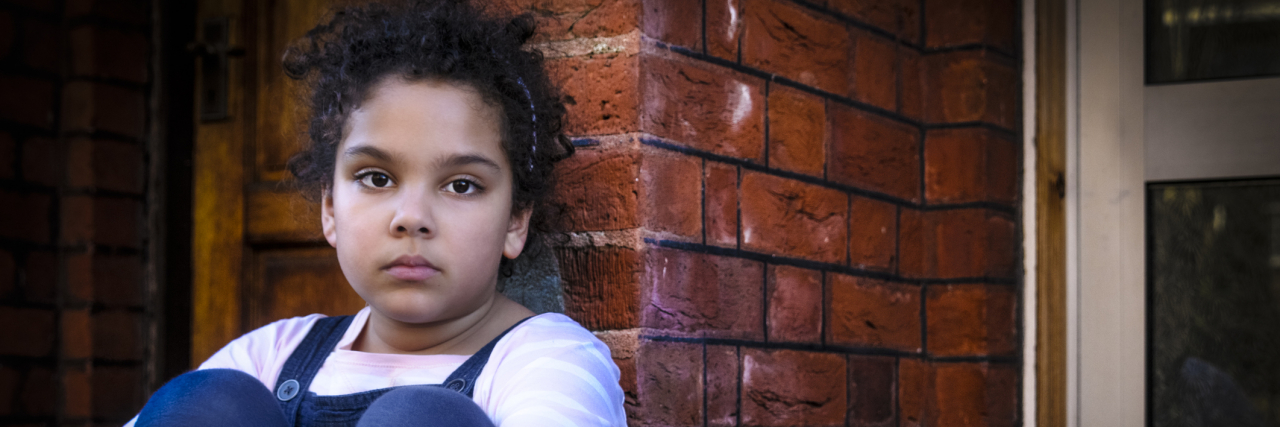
[
  {"left": 446, "top": 179, "right": 479, "bottom": 194},
  {"left": 357, "top": 172, "right": 394, "bottom": 188}
]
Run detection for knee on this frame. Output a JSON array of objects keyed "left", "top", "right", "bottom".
[
  {"left": 159, "top": 369, "right": 268, "bottom": 404},
  {"left": 359, "top": 386, "right": 494, "bottom": 427},
  {"left": 137, "top": 369, "right": 279, "bottom": 427}
]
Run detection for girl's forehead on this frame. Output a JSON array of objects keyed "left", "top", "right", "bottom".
[{"left": 337, "top": 78, "right": 508, "bottom": 166}]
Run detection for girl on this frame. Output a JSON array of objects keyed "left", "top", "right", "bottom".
[{"left": 128, "top": 1, "right": 626, "bottom": 425}]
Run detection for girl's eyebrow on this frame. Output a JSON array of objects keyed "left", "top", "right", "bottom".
[
  {"left": 343, "top": 145, "right": 395, "bottom": 163},
  {"left": 434, "top": 153, "right": 502, "bottom": 172}
]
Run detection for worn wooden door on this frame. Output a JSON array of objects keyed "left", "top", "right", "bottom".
[{"left": 191, "top": 0, "right": 363, "bottom": 365}]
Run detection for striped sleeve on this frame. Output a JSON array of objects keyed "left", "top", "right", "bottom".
[{"left": 475, "top": 314, "right": 627, "bottom": 427}]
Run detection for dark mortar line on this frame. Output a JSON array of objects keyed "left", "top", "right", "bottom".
[
  {"left": 63, "top": 75, "right": 151, "bottom": 92},
  {"left": 644, "top": 238, "right": 1018, "bottom": 286},
  {"left": 702, "top": 342, "right": 709, "bottom": 427},
  {"left": 639, "top": 137, "right": 1018, "bottom": 215},
  {"left": 640, "top": 335, "right": 1020, "bottom": 364},
  {"left": 919, "top": 281, "right": 929, "bottom": 354},
  {"left": 922, "top": 121, "right": 1020, "bottom": 140}
]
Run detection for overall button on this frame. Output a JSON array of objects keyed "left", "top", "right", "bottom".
[
  {"left": 277, "top": 379, "right": 301, "bottom": 401},
  {"left": 445, "top": 379, "right": 466, "bottom": 392}
]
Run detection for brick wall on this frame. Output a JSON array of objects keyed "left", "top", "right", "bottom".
[
  {"left": 531, "top": 0, "right": 1021, "bottom": 425},
  {"left": 0, "top": 0, "right": 154, "bottom": 425}
]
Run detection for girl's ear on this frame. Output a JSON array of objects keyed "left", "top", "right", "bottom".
[
  {"left": 503, "top": 208, "right": 533, "bottom": 259},
  {"left": 321, "top": 189, "right": 338, "bottom": 248}
]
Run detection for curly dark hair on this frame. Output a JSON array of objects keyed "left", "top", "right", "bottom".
[{"left": 282, "top": 0, "right": 573, "bottom": 269}]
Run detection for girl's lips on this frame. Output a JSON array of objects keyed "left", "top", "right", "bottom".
[
  {"left": 382, "top": 255, "right": 439, "bottom": 281},
  {"left": 385, "top": 265, "right": 438, "bottom": 281}
]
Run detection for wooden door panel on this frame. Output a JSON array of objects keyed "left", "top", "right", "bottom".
[
  {"left": 253, "top": 0, "right": 332, "bottom": 183},
  {"left": 248, "top": 247, "right": 364, "bottom": 330},
  {"left": 194, "top": 0, "right": 345, "bottom": 365},
  {"left": 246, "top": 187, "right": 323, "bottom": 243}
]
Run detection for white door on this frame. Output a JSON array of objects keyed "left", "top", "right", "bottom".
[{"left": 1072, "top": 0, "right": 1280, "bottom": 425}]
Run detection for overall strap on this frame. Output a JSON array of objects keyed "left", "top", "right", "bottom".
[
  {"left": 274, "top": 315, "right": 354, "bottom": 426},
  {"left": 440, "top": 316, "right": 533, "bottom": 398}
]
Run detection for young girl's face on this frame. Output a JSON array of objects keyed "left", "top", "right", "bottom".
[{"left": 321, "top": 78, "right": 530, "bottom": 326}]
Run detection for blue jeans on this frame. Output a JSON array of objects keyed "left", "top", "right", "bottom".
[{"left": 136, "top": 369, "right": 496, "bottom": 427}]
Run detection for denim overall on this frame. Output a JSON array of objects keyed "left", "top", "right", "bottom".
[{"left": 271, "top": 315, "right": 528, "bottom": 427}]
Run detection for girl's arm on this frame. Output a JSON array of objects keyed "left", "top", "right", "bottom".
[{"left": 476, "top": 315, "right": 627, "bottom": 427}]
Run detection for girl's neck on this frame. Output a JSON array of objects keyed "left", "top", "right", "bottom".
[{"left": 353, "top": 294, "right": 534, "bottom": 356}]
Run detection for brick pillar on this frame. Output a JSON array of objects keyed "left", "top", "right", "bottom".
[
  {"left": 533, "top": 0, "right": 1021, "bottom": 425},
  {"left": 0, "top": 0, "right": 152, "bottom": 425}
]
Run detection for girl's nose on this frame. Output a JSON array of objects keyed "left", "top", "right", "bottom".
[{"left": 389, "top": 192, "right": 434, "bottom": 238}]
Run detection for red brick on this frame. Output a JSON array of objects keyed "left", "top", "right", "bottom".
[
  {"left": 595, "top": 330, "right": 637, "bottom": 398},
  {"left": 705, "top": 0, "right": 742, "bottom": 61},
  {"left": 933, "top": 363, "right": 1017, "bottom": 427},
  {"left": 740, "top": 172, "right": 847, "bottom": 263},
  {"left": 634, "top": 340, "right": 703, "bottom": 426},
  {"left": 899, "top": 48, "right": 923, "bottom": 119},
  {"left": 64, "top": 367, "right": 91, "bottom": 418},
  {"left": 93, "top": 254, "right": 143, "bottom": 306},
  {"left": 0, "top": 190, "right": 51, "bottom": 243},
  {"left": 0, "top": 308, "right": 55, "bottom": 357},
  {"left": 21, "top": 136, "right": 59, "bottom": 186},
  {"left": 70, "top": 26, "right": 149, "bottom": 83},
  {"left": 741, "top": 348, "right": 846, "bottom": 426},
  {"left": 706, "top": 345, "right": 740, "bottom": 427},
  {"left": 523, "top": 0, "right": 640, "bottom": 42},
  {"left": 927, "top": 284, "right": 1017, "bottom": 357},
  {"left": 62, "top": 309, "right": 91, "bottom": 359},
  {"left": 830, "top": 0, "right": 920, "bottom": 42},
  {"left": 766, "top": 85, "right": 825, "bottom": 176},
  {"left": 849, "top": 196, "right": 896, "bottom": 271},
  {"left": 852, "top": 32, "right": 897, "bottom": 111},
  {"left": 61, "top": 195, "right": 142, "bottom": 248},
  {"left": 61, "top": 81, "right": 149, "bottom": 137},
  {"left": 0, "top": 132, "right": 12, "bottom": 179},
  {"left": 546, "top": 52, "right": 639, "bottom": 136},
  {"left": 898, "top": 209, "right": 1016, "bottom": 279},
  {"left": 925, "top": 128, "right": 1019, "bottom": 205},
  {"left": 0, "top": 250, "right": 12, "bottom": 297},
  {"left": 19, "top": 366, "right": 54, "bottom": 416},
  {"left": 66, "top": 0, "right": 150, "bottom": 25},
  {"left": 21, "top": 250, "right": 55, "bottom": 303},
  {"left": 640, "top": 54, "right": 764, "bottom": 161},
  {"left": 557, "top": 247, "right": 640, "bottom": 330},
  {"left": 827, "top": 274, "right": 920, "bottom": 352},
  {"left": 766, "top": 264, "right": 821, "bottom": 343},
  {"left": 642, "top": 0, "right": 700, "bottom": 50},
  {"left": 95, "top": 197, "right": 142, "bottom": 247},
  {"left": 897, "top": 358, "right": 930, "bottom": 427},
  {"left": 0, "top": 76, "right": 55, "bottom": 129},
  {"left": 828, "top": 105, "right": 920, "bottom": 201},
  {"left": 0, "top": 365, "right": 16, "bottom": 415},
  {"left": 640, "top": 152, "right": 702, "bottom": 237},
  {"left": 92, "top": 366, "right": 144, "bottom": 420},
  {"left": 704, "top": 162, "right": 738, "bottom": 248},
  {"left": 642, "top": 248, "right": 763, "bottom": 339},
  {"left": 924, "top": 0, "right": 1017, "bottom": 52},
  {"left": 848, "top": 355, "right": 895, "bottom": 427},
  {"left": 21, "top": 19, "right": 59, "bottom": 73},
  {"left": 0, "top": 11, "right": 12, "bottom": 58},
  {"left": 923, "top": 51, "right": 1018, "bottom": 129},
  {"left": 94, "top": 309, "right": 142, "bottom": 361},
  {"left": 550, "top": 147, "right": 639, "bottom": 231},
  {"left": 742, "top": 0, "right": 850, "bottom": 95},
  {"left": 66, "top": 252, "right": 93, "bottom": 304}
]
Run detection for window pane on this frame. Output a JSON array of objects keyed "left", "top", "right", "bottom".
[
  {"left": 1149, "top": 178, "right": 1280, "bottom": 427},
  {"left": 1146, "top": 0, "right": 1280, "bottom": 83}
]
